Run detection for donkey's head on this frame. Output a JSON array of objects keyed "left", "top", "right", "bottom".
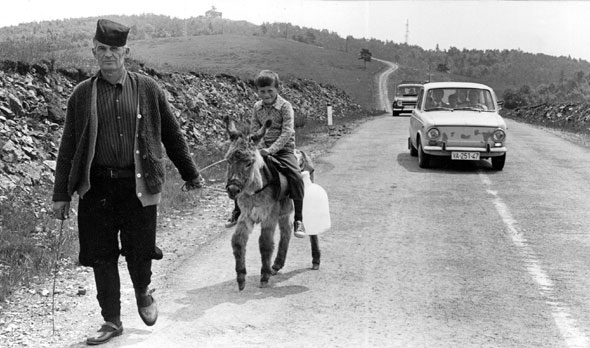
[{"left": 224, "top": 116, "right": 272, "bottom": 199}]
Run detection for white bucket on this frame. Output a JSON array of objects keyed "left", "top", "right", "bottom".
[{"left": 301, "top": 171, "right": 331, "bottom": 235}]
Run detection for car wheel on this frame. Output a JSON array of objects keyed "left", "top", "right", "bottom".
[
  {"left": 409, "top": 138, "right": 418, "bottom": 157},
  {"left": 417, "top": 140, "right": 430, "bottom": 168},
  {"left": 491, "top": 154, "right": 506, "bottom": 171}
]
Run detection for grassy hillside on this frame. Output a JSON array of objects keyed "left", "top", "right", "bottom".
[
  {"left": 3, "top": 14, "right": 590, "bottom": 104},
  {"left": 68, "top": 34, "right": 385, "bottom": 109},
  {"left": 133, "top": 35, "right": 384, "bottom": 109},
  {"left": 4, "top": 13, "right": 590, "bottom": 105}
]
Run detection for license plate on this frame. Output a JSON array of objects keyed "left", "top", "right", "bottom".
[
  {"left": 451, "top": 152, "right": 480, "bottom": 160},
  {"left": 405, "top": 105, "right": 415, "bottom": 109}
]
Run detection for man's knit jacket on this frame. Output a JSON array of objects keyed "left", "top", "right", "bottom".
[{"left": 52, "top": 72, "right": 199, "bottom": 202}]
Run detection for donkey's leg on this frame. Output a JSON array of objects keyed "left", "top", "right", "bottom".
[
  {"left": 259, "top": 220, "right": 277, "bottom": 288},
  {"left": 231, "top": 220, "right": 252, "bottom": 291},
  {"left": 272, "top": 205, "right": 292, "bottom": 275},
  {"left": 310, "top": 235, "right": 321, "bottom": 270}
]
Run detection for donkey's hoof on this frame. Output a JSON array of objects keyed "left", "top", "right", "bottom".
[
  {"left": 237, "top": 274, "right": 246, "bottom": 291},
  {"left": 311, "top": 263, "right": 320, "bottom": 270},
  {"left": 271, "top": 268, "right": 280, "bottom": 276},
  {"left": 260, "top": 280, "right": 269, "bottom": 288}
]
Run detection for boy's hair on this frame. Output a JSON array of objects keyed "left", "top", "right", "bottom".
[{"left": 254, "top": 70, "right": 280, "bottom": 88}]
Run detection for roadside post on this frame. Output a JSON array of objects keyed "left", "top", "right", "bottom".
[{"left": 327, "top": 102, "right": 333, "bottom": 126}]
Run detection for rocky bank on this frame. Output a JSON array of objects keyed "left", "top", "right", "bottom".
[
  {"left": 0, "top": 60, "right": 365, "bottom": 192},
  {"left": 502, "top": 102, "right": 590, "bottom": 136}
]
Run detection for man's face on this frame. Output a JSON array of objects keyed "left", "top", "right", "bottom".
[
  {"left": 256, "top": 85, "right": 278, "bottom": 105},
  {"left": 92, "top": 41, "right": 129, "bottom": 73},
  {"left": 433, "top": 90, "right": 443, "bottom": 101},
  {"left": 457, "top": 89, "right": 467, "bottom": 101}
]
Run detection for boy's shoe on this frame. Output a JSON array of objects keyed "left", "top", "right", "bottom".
[
  {"left": 294, "top": 221, "right": 306, "bottom": 238},
  {"left": 136, "top": 288, "right": 158, "bottom": 326},
  {"left": 225, "top": 211, "right": 240, "bottom": 228},
  {"left": 86, "top": 321, "right": 123, "bottom": 345}
]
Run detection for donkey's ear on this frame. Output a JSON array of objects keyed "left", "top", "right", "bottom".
[
  {"left": 250, "top": 119, "right": 272, "bottom": 143},
  {"left": 224, "top": 115, "right": 241, "bottom": 141}
]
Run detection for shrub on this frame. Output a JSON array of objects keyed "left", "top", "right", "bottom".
[
  {"left": 0, "top": 185, "right": 77, "bottom": 302},
  {"left": 294, "top": 112, "right": 307, "bottom": 128}
]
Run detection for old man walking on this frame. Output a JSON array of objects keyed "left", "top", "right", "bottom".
[{"left": 51, "top": 19, "right": 203, "bottom": 345}]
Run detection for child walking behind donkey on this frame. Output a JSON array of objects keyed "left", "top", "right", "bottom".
[{"left": 226, "top": 70, "right": 306, "bottom": 238}]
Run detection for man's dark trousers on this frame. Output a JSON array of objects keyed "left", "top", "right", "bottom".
[{"left": 78, "top": 175, "right": 158, "bottom": 323}]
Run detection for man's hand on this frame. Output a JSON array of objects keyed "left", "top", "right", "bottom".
[
  {"left": 53, "top": 201, "right": 71, "bottom": 220},
  {"left": 184, "top": 173, "right": 205, "bottom": 191},
  {"left": 259, "top": 148, "right": 270, "bottom": 157}
]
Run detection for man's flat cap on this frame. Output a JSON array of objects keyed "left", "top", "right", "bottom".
[{"left": 94, "top": 19, "right": 130, "bottom": 47}]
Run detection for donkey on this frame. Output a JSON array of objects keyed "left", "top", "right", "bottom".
[{"left": 224, "top": 116, "right": 319, "bottom": 290}]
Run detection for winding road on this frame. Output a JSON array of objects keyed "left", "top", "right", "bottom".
[{"left": 372, "top": 57, "right": 398, "bottom": 112}]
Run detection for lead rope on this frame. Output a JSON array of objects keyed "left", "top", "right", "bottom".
[
  {"left": 199, "top": 158, "right": 227, "bottom": 172},
  {"left": 182, "top": 159, "right": 228, "bottom": 192}
]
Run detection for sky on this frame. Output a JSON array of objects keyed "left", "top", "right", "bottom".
[{"left": 1, "top": 0, "right": 590, "bottom": 61}]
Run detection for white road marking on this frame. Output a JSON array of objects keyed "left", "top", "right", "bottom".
[{"left": 480, "top": 172, "right": 589, "bottom": 348}]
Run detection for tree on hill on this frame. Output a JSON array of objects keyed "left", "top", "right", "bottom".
[
  {"left": 501, "top": 69, "right": 590, "bottom": 108},
  {"left": 293, "top": 30, "right": 316, "bottom": 44},
  {"left": 436, "top": 63, "right": 450, "bottom": 73},
  {"left": 359, "top": 48, "right": 372, "bottom": 69},
  {"left": 502, "top": 87, "right": 529, "bottom": 109}
]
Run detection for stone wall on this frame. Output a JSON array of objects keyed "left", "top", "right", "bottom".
[
  {"left": 502, "top": 103, "right": 590, "bottom": 135},
  {"left": 0, "top": 61, "right": 365, "bottom": 191}
]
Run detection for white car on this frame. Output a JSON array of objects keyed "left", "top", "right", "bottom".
[{"left": 408, "top": 82, "right": 507, "bottom": 170}]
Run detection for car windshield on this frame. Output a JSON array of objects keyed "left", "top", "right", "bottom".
[
  {"left": 424, "top": 88, "right": 495, "bottom": 112},
  {"left": 397, "top": 85, "right": 420, "bottom": 96}
]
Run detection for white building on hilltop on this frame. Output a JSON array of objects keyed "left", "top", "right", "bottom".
[{"left": 205, "top": 6, "right": 222, "bottom": 18}]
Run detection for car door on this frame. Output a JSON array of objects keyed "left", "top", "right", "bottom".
[{"left": 409, "top": 88, "right": 425, "bottom": 147}]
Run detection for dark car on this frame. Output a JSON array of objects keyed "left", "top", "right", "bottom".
[{"left": 392, "top": 81, "right": 423, "bottom": 116}]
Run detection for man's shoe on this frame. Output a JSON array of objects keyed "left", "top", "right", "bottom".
[
  {"left": 86, "top": 321, "right": 123, "bottom": 345},
  {"left": 294, "top": 221, "right": 306, "bottom": 238},
  {"left": 136, "top": 289, "right": 158, "bottom": 326}
]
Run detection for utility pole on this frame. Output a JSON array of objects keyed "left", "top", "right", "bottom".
[{"left": 405, "top": 19, "right": 409, "bottom": 45}]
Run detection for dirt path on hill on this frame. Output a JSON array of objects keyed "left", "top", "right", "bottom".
[{"left": 372, "top": 58, "right": 398, "bottom": 113}]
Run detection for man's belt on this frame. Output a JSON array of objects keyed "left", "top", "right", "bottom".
[{"left": 91, "top": 167, "right": 136, "bottom": 179}]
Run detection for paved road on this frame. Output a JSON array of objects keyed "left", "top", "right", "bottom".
[{"left": 99, "top": 113, "right": 590, "bottom": 348}]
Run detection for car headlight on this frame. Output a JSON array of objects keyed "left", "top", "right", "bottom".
[
  {"left": 427, "top": 128, "right": 440, "bottom": 140},
  {"left": 493, "top": 129, "right": 506, "bottom": 142},
  {"left": 396, "top": 100, "right": 403, "bottom": 107}
]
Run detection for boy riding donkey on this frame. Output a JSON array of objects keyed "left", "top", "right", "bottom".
[{"left": 226, "top": 70, "right": 307, "bottom": 239}]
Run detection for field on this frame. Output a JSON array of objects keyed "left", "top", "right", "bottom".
[{"left": 125, "top": 34, "right": 385, "bottom": 109}]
